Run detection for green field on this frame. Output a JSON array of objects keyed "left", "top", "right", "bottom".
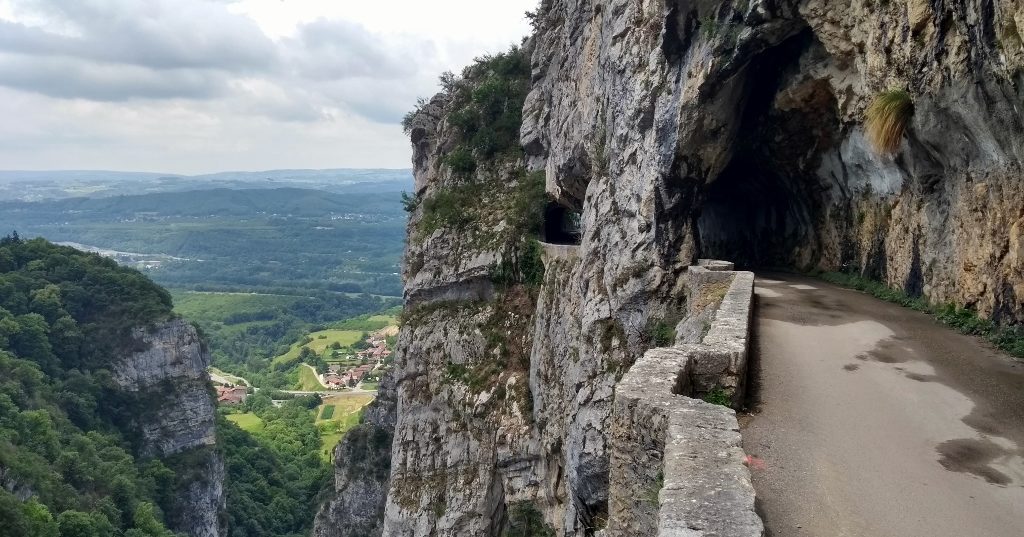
[
  {"left": 296, "top": 365, "right": 325, "bottom": 391},
  {"left": 332, "top": 312, "right": 399, "bottom": 331},
  {"left": 316, "top": 394, "right": 374, "bottom": 459},
  {"left": 273, "top": 329, "right": 367, "bottom": 365},
  {"left": 226, "top": 412, "right": 265, "bottom": 433},
  {"left": 172, "top": 291, "right": 306, "bottom": 323}
]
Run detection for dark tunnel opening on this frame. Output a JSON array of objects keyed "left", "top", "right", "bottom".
[
  {"left": 696, "top": 30, "right": 836, "bottom": 269},
  {"left": 543, "top": 202, "right": 582, "bottom": 245},
  {"left": 698, "top": 159, "right": 812, "bottom": 268}
]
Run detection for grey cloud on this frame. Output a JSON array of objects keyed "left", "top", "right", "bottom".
[
  {"left": 3, "top": 0, "right": 277, "bottom": 70},
  {"left": 286, "top": 19, "right": 415, "bottom": 80},
  {"left": 0, "top": 52, "right": 226, "bottom": 101},
  {"left": 315, "top": 78, "right": 424, "bottom": 124},
  {"left": 0, "top": 0, "right": 452, "bottom": 125},
  {"left": 223, "top": 82, "right": 329, "bottom": 123}
]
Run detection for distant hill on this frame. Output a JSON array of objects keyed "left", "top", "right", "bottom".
[
  {"left": 0, "top": 187, "right": 406, "bottom": 220},
  {"left": 0, "top": 185, "right": 408, "bottom": 297},
  {"left": 0, "top": 168, "right": 414, "bottom": 202}
]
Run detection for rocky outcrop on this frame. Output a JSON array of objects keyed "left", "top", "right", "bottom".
[
  {"left": 318, "top": 0, "right": 1024, "bottom": 535},
  {"left": 114, "top": 320, "right": 217, "bottom": 456},
  {"left": 113, "top": 318, "right": 225, "bottom": 537},
  {"left": 314, "top": 370, "right": 397, "bottom": 537}
]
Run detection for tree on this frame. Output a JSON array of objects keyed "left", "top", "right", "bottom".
[
  {"left": 23, "top": 500, "right": 59, "bottom": 537},
  {"left": 131, "top": 503, "right": 175, "bottom": 537},
  {"left": 56, "top": 511, "right": 113, "bottom": 537},
  {"left": 29, "top": 284, "right": 64, "bottom": 323},
  {"left": 10, "top": 313, "right": 56, "bottom": 372}
]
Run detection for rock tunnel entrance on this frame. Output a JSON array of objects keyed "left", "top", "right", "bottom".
[
  {"left": 698, "top": 162, "right": 808, "bottom": 268},
  {"left": 543, "top": 202, "right": 582, "bottom": 245},
  {"left": 696, "top": 30, "right": 838, "bottom": 270}
]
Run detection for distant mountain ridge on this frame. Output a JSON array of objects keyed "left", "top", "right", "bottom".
[
  {"left": 1, "top": 187, "right": 406, "bottom": 219},
  {"left": 0, "top": 168, "right": 414, "bottom": 202},
  {"left": 0, "top": 168, "right": 412, "bottom": 183}
]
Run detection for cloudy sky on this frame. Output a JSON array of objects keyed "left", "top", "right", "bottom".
[{"left": 0, "top": 0, "right": 536, "bottom": 174}]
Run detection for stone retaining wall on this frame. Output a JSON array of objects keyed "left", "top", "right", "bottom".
[{"left": 607, "top": 264, "right": 762, "bottom": 536}]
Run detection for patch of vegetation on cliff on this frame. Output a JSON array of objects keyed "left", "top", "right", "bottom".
[
  {"left": 819, "top": 271, "right": 1024, "bottom": 359},
  {"left": 864, "top": 90, "right": 914, "bottom": 154},
  {"left": 398, "top": 299, "right": 487, "bottom": 329},
  {"left": 435, "top": 287, "right": 537, "bottom": 417},
  {"left": 410, "top": 45, "right": 538, "bottom": 250},
  {"left": 647, "top": 317, "right": 678, "bottom": 347},
  {"left": 442, "top": 46, "right": 531, "bottom": 163},
  {"left": 489, "top": 169, "right": 548, "bottom": 287},
  {"left": 491, "top": 239, "right": 546, "bottom": 288},
  {"left": 503, "top": 501, "right": 556, "bottom": 537},
  {"left": 0, "top": 235, "right": 188, "bottom": 536},
  {"left": 418, "top": 182, "right": 484, "bottom": 237}
]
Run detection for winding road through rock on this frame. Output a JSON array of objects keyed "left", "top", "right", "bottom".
[{"left": 742, "top": 274, "right": 1024, "bottom": 537}]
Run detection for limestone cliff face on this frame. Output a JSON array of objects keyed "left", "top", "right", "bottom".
[
  {"left": 113, "top": 318, "right": 225, "bottom": 537},
  {"left": 523, "top": 0, "right": 1024, "bottom": 322},
  {"left": 316, "top": 1, "right": 1024, "bottom": 535}
]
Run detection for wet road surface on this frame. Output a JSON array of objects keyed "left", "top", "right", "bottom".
[{"left": 741, "top": 273, "right": 1024, "bottom": 537}]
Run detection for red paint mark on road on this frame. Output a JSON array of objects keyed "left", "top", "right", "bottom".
[{"left": 744, "top": 455, "right": 767, "bottom": 471}]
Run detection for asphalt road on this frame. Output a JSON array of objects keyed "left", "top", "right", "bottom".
[{"left": 741, "top": 274, "right": 1024, "bottom": 537}]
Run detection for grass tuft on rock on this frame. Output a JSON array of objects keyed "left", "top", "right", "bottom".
[{"left": 864, "top": 90, "right": 913, "bottom": 154}]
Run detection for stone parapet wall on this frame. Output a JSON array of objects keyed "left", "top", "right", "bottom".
[
  {"left": 607, "top": 264, "right": 761, "bottom": 536},
  {"left": 539, "top": 240, "right": 580, "bottom": 261},
  {"left": 696, "top": 259, "right": 736, "bottom": 272}
]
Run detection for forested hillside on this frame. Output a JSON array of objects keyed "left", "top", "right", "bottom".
[
  {"left": 0, "top": 235, "right": 184, "bottom": 536},
  {"left": 218, "top": 396, "right": 329, "bottom": 537},
  {"left": 0, "top": 235, "right": 349, "bottom": 537}
]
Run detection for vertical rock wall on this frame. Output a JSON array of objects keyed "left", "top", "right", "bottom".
[
  {"left": 524, "top": 0, "right": 1024, "bottom": 321},
  {"left": 113, "top": 318, "right": 225, "bottom": 537}
]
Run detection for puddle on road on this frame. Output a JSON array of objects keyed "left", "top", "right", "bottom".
[
  {"left": 766, "top": 316, "right": 1024, "bottom": 489},
  {"left": 937, "top": 437, "right": 1024, "bottom": 486}
]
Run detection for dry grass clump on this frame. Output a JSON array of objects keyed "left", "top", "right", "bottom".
[{"left": 864, "top": 90, "right": 914, "bottom": 154}]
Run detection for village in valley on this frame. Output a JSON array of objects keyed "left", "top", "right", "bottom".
[
  {"left": 321, "top": 327, "right": 394, "bottom": 389},
  {"left": 208, "top": 318, "right": 399, "bottom": 456},
  {"left": 210, "top": 323, "right": 398, "bottom": 405}
]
